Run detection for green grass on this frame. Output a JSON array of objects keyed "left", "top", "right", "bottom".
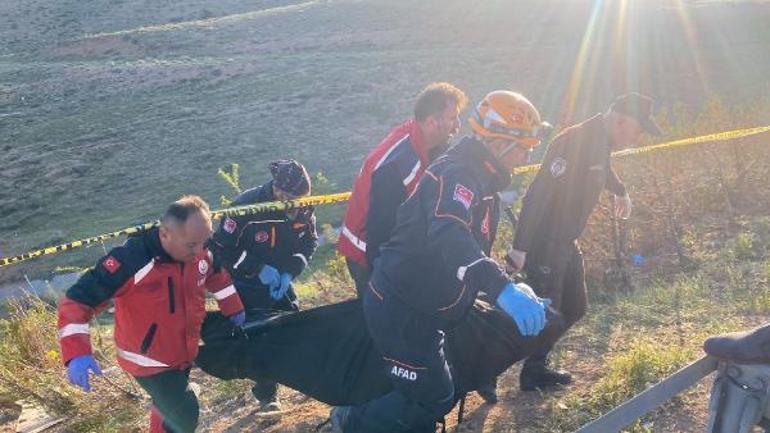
[
  {"left": 3, "top": 0, "right": 770, "bottom": 430},
  {"left": 3, "top": 0, "right": 770, "bottom": 283},
  {"left": 535, "top": 221, "right": 769, "bottom": 432}
]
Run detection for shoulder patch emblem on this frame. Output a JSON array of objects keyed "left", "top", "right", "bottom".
[
  {"left": 550, "top": 157, "right": 567, "bottom": 178},
  {"left": 223, "top": 217, "right": 237, "bottom": 234},
  {"left": 198, "top": 259, "right": 209, "bottom": 275},
  {"left": 102, "top": 256, "right": 121, "bottom": 274},
  {"left": 453, "top": 183, "right": 474, "bottom": 210},
  {"left": 255, "top": 231, "right": 270, "bottom": 243}
]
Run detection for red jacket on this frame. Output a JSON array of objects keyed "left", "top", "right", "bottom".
[
  {"left": 58, "top": 228, "right": 244, "bottom": 377},
  {"left": 337, "top": 119, "right": 430, "bottom": 267}
]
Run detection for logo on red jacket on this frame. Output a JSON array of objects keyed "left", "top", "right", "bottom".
[
  {"left": 453, "top": 183, "right": 474, "bottom": 210},
  {"left": 223, "top": 217, "right": 237, "bottom": 234},
  {"left": 102, "top": 256, "right": 121, "bottom": 273},
  {"left": 255, "top": 231, "right": 269, "bottom": 243},
  {"left": 198, "top": 259, "right": 208, "bottom": 275}
]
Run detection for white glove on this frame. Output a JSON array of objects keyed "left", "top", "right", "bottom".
[
  {"left": 614, "top": 193, "right": 632, "bottom": 220},
  {"left": 505, "top": 248, "right": 527, "bottom": 274}
]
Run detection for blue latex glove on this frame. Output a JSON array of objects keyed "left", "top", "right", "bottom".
[
  {"left": 67, "top": 354, "right": 102, "bottom": 392},
  {"left": 258, "top": 265, "right": 280, "bottom": 289},
  {"left": 271, "top": 272, "right": 293, "bottom": 301},
  {"left": 496, "top": 282, "right": 550, "bottom": 337},
  {"left": 229, "top": 310, "right": 246, "bottom": 327}
]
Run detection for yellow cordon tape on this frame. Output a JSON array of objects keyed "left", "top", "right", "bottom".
[
  {"left": 512, "top": 124, "right": 770, "bottom": 175},
  {"left": 2, "top": 126, "right": 769, "bottom": 268},
  {"left": 0, "top": 192, "right": 351, "bottom": 268}
]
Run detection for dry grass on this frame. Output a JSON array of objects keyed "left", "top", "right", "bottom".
[{"left": 0, "top": 295, "right": 146, "bottom": 432}]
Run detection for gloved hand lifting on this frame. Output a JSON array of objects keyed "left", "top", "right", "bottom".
[
  {"left": 496, "top": 282, "right": 550, "bottom": 337},
  {"left": 271, "top": 273, "right": 293, "bottom": 301},
  {"left": 67, "top": 354, "right": 102, "bottom": 392},
  {"left": 258, "top": 264, "right": 281, "bottom": 289}
]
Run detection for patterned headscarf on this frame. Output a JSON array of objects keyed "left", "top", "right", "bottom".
[{"left": 269, "top": 159, "right": 311, "bottom": 197}]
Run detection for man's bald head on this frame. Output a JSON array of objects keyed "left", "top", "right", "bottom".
[{"left": 159, "top": 195, "right": 213, "bottom": 262}]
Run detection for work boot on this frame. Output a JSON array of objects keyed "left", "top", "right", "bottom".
[
  {"left": 252, "top": 381, "right": 281, "bottom": 412},
  {"left": 330, "top": 406, "right": 353, "bottom": 433},
  {"left": 519, "top": 358, "right": 572, "bottom": 391},
  {"left": 476, "top": 378, "right": 498, "bottom": 404},
  {"left": 259, "top": 395, "right": 282, "bottom": 412}
]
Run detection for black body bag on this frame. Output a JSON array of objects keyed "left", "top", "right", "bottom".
[{"left": 196, "top": 298, "right": 561, "bottom": 405}]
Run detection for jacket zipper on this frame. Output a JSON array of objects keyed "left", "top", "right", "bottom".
[
  {"left": 140, "top": 323, "right": 158, "bottom": 354},
  {"left": 167, "top": 277, "right": 176, "bottom": 314}
]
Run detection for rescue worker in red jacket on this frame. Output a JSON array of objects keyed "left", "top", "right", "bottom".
[
  {"left": 337, "top": 82, "right": 468, "bottom": 297},
  {"left": 209, "top": 159, "right": 318, "bottom": 411},
  {"left": 508, "top": 93, "right": 663, "bottom": 391},
  {"left": 58, "top": 195, "right": 245, "bottom": 433}
]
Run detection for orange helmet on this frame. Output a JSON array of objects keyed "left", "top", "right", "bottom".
[{"left": 469, "top": 91, "right": 550, "bottom": 149}]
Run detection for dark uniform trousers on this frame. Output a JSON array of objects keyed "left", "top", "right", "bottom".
[
  {"left": 345, "top": 277, "right": 455, "bottom": 433},
  {"left": 234, "top": 278, "right": 299, "bottom": 402},
  {"left": 524, "top": 239, "right": 587, "bottom": 361},
  {"left": 346, "top": 258, "right": 372, "bottom": 299},
  {"left": 135, "top": 368, "right": 197, "bottom": 433}
]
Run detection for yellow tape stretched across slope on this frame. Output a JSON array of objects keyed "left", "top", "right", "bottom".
[
  {"left": 0, "top": 193, "right": 351, "bottom": 268},
  {"left": 2, "top": 125, "right": 769, "bottom": 268},
  {"left": 512, "top": 124, "right": 770, "bottom": 175}
]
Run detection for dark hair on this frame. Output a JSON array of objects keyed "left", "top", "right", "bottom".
[
  {"left": 414, "top": 82, "right": 468, "bottom": 121},
  {"left": 162, "top": 195, "right": 211, "bottom": 225}
]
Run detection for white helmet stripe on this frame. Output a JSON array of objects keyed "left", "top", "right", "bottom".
[{"left": 483, "top": 108, "right": 506, "bottom": 128}]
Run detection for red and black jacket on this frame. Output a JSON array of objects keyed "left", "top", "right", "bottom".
[
  {"left": 337, "top": 119, "right": 434, "bottom": 268},
  {"left": 58, "top": 227, "right": 244, "bottom": 377}
]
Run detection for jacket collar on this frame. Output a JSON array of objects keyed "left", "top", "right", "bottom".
[
  {"left": 259, "top": 180, "right": 276, "bottom": 201},
  {"left": 586, "top": 113, "right": 612, "bottom": 154},
  {"left": 406, "top": 119, "right": 431, "bottom": 165},
  {"left": 146, "top": 227, "right": 175, "bottom": 263}
]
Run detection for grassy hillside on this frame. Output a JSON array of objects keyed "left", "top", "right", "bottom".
[
  {"left": 1, "top": 0, "right": 770, "bottom": 431},
  {"left": 0, "top": 102, "right": 768, "bottom": 431},
  {"left": 3, "top": 0, "right": 770, "bottom": 282}
]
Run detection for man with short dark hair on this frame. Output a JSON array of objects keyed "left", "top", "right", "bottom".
[
  {"left": 209, "top": 159, "right": 318, "bottom": 411},
  {"left": 508, "top": 93, "right": 663, "bottom": 391},
  {"left": 58, "top": 195, "right": 245, "bottom": 433},
  {"left": 338, "top": 82, "right": 468, "bottom": 297}
]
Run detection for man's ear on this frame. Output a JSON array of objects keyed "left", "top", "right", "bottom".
[
  {"left": 159, "top": 224, "right": 169, "bottom": 241},
  {"left": 424, "top": 115, "right": 438, "bottom": 131}
]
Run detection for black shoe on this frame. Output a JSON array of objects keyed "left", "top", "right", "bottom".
[
  {"left": 259, "top": 396, "right": 282, "bottom": 412},
  {"left": 520, "top": 360, "right": 572, "bottom": 391},
  {"left": 252, "top": 381, "right": 280, "bottom": 411},
  {"left": 476, "top": 381, "right": 498, "bottom": 404}
]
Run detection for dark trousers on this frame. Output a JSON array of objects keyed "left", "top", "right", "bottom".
[
  {"left": 345, "top": 278, "right": 455, "bottom": 433},
  {"left": 135, "top": 368, "right": 197, "bottom": 433},
  {"left": 234, "top": 279, "right": 299, "bottom": 403},
  {"left": 346, "top": 257, "right": 371, "bottom": 299},
  {"left": 524, "top": 240, "right": 587, "bottom": 361}
]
